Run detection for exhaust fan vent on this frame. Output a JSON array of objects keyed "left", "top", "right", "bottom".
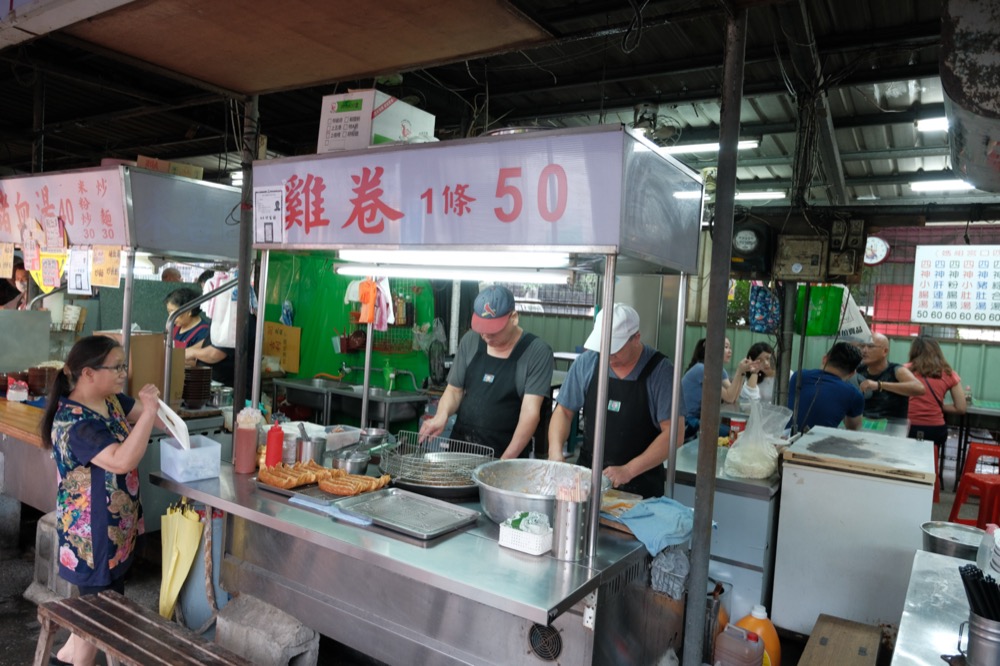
[{"left": 528, "top": 623, "right": 562, "bottom": 661}]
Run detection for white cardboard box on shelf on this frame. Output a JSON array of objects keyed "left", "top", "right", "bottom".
[
  {"left": 161, "top": 434, "right": 221, "bottom": 482},
  {"left": 316, "top": 89, "right": 435, "bottom": 154}
]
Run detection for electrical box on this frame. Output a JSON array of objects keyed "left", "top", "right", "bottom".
[
  {"left": 847, "top": 219, "right": 865, "bottom": 249},
  {"left": 772, "top": 235, "right": 828, "bottom": 281}
]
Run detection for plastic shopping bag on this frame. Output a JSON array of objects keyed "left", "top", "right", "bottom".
[{"left": 724, "top": 401, "right": 792, "bottom": 479}]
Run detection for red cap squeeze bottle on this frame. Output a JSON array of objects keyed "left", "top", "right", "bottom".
[{"left": 264, "top": 423, "right": 284, "bottom": 468}]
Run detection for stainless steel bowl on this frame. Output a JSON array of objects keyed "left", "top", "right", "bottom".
[
  {"left": 359, "top": 428, "right": 389, "bottom": 448},
  {"left": 921, "top": 521, "right": 983, "bottom": 561},
  {"left": 471, "top": 459, "right": 608, "bottom": 524},
  {"left": 326, "top": 448, "right": 371, "bottom": 475}
]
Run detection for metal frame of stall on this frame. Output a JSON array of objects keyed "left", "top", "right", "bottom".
[{"left": 242, "top": 124, "right": 705, "bottom": 664}]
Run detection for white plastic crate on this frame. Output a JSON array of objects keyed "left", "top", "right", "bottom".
[
  {"left": 161, "top": 434, "right": 221, "bottom": 482},
  {"left": 499, "top": 524, "right": 553, "bottom": 556}
]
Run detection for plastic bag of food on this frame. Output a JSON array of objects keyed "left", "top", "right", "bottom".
[{"left": 723, "top": 401, "right": 792, "bottom": 479}]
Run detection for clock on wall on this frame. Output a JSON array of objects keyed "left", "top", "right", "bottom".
[
  {"left": 864, "top": 236, "right": 890, "bottom": 266},
  {"left": 730, "top": 220, "right": 773, "bottom": 276}
]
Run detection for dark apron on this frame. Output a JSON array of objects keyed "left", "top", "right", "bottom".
[
  {"left": 451, "top": 333, "right": 536, "bottom": 459},
  {"left": 578, "top": 351, "right": 665, "bottom": 498}
]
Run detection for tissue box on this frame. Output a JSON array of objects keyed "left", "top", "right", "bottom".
[{"left": 161, "top": 434, "right": 221, "bottom": 482}]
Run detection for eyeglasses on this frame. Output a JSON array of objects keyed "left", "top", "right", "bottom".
[{"left": 95, "top": 364, "right": 129, "bottom": 374}]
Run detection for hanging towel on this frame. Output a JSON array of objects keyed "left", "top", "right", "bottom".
[
  {"left": 358, "top": 279, "right": 377, "bottom": 324},
  {"left": 373, "top": 277, "right": 395, "bottom": 331},
  {"left": 344, "top": 279, "right": 363, "bottom": 304},
  {"left": 604, "top": 497, "right": 697, "bottom": 556}
]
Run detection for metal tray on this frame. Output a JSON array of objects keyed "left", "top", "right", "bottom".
[
  {"left": 391, "top": 477, "right": 480, "bottom": 500},
  {"left": 253, "top": 478, "right": 336, "bottom": 505},
  {"left": 334, "top": 488, "right": 480, "bottom": 539}
]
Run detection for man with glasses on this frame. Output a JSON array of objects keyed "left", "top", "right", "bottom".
[
  {"left": 547, "top": 304, "right": 681, "bottom": 498},
  {"left": 418, "top": 285, "right": 553, "bottom": 459},
  {"left": 856, "top": 333, "right": 924, "bottom": 419}
]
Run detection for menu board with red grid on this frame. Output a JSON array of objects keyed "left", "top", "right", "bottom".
[{"left": 911, "top": 244, "right": 1000, "bottom": 326}]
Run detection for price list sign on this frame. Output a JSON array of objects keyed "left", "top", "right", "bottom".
[
  {"left": 90, "top": 245, "right": 122, "bottom": 288},
  {"left": 911, "top": 244, "right": 1000, "bottom": 326}
]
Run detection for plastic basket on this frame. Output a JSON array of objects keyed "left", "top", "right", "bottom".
[{"left": 499, "top": 524, "right": 553, "bottom": 556}]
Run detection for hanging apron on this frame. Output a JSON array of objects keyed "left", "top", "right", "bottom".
[
  {"left": 451, "top": 333, "right": 536, "bottom": 459},
  {"left": 578, "top": 351, "right": 666, "bottom": 498}
]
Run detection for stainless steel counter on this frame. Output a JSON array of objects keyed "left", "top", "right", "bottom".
[
  {"left": 892, "top": 550, "right": 969, "bottom": 665},
  {"left": 150, "top": 465, "right": 655, "bottom": 665}
]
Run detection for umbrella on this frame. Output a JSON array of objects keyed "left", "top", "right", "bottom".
[{"left": 159, "top": 501, "right": 203, "bottom": 619}]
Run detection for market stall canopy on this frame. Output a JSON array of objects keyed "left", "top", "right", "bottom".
[
  {"left": 15, "top": 0, "right": 552, "bottom": 95},
  {"left": 251, "top": 125, "right": 703, "bottom": 275},
  {"left": 0, "top": 166, "right": 241, "bottom": 260}
]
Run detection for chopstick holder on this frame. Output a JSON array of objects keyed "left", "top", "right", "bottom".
[{"left": 157, "top": 398, "right": 191, "bottom": 450}]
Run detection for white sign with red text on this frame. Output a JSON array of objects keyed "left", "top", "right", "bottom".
[
  {"left": 0, "top": 167, "right": 130, "bottom": 247},
  {"left": 911, "top": 244, "right": 1000, "bottom": 326},
  {"left": 252, "top": 128, "right": 625, "bottom": 248}
]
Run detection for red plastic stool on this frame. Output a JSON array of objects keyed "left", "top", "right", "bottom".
[
  {"left": 963, "top": 441, "right": 1000, "bottom": 477},
  {"left": 933, "top": 444, "right": 940, "bottom": 504},
  {"left": 949, "top": 473, "right": 1000, "bottom": 529}
]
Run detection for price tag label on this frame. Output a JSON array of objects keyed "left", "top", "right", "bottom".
[
  {"left": 91, "top": 245, "right": 122, "bottom": 288},
  {"left": 0, "top": 242, "right": 13, "bottom": 278}
]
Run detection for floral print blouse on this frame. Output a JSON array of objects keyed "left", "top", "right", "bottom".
[{"left": 52, "top": 393, "right": 142, "bottom": 587}]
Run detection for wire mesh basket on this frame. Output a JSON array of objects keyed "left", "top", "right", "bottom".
[{"left": 379, "top": 431, "right": 494, "bottom": 487}]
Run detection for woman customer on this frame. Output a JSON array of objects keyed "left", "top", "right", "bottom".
[
  {"left": 740, "top": 342, "right": 776, "bottom": 403},
  {"left": 681, "top": 337, "right": 755, "bottom": 440},
  {"left": 164, "top": 287, "right": 211, "bottom": 356},
  {"left": 41, "top": 336, "right": 161, "bottom": 666},
  {"left": 906, "top": 336, "right": 967, "bottom": 450}
]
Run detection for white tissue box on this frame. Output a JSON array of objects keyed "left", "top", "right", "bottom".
[{"left": 161, "top": 434, "right": 221, "bottom": 482}]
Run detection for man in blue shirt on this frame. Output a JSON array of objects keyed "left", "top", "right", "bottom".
[
  {"left": 548, "top": 304, "right": 682, "bottom": 498},
  {"left": 788, "top": 341, "right": 865, "bottom": 433}
]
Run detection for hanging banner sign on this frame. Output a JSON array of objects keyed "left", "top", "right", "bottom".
[
  {"left": 90, "top": 245, "right": 122, "bottom": 288},
  {"left": 0, "top": 167, "right": 130, "bottom": 246},
  {"left": 911, "top": 244, "right": 1000, "bottom": 326},
  {"left": 251, "top": 127, "right": 626, "bottom": 248},
  {"left": 67, "top": 247, "right": 92, "bottom": 295},
  {"left": 837, "top": 288, "right": 872, "bottom": 343}
]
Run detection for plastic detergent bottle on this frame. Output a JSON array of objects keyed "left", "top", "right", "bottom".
[
  {"left": 735, "top": 604, "right": 780, "bottom": 666},
  {"left": 713, "top": 624, "right": 764, "bottom": 666}
]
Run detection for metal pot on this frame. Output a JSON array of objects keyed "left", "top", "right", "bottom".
[
  {"left": 921, "top": 521, "right": 983, "bottom": 561},
  {"left": 326, "top": 448, "right": 371, "bottom": 475}
]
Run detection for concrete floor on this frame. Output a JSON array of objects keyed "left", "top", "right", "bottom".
[{"left": 0, "top": 428, "right": 989, "bottom": 666}]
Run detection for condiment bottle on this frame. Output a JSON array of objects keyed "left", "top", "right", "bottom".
[
  {"left": 735, "top": 604, "right": 780, "bottom": 666},
  {"left": 264, "top": 423, "right": 284, "bottom": 468}
]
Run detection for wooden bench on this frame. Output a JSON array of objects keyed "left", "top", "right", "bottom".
[{"left": 34, "top": 590, "right": 249, "bottom": 666}]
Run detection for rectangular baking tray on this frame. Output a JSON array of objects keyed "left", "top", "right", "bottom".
[
  {"left": 253, "top": 478, "right": 336, "bottom": 505},
  {"left": 333, "top": 488, "right": 480, "bottom": 539}
]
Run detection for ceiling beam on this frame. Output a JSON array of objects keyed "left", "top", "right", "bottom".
[{"left": 500, "top": 62, "right": 940, "bottom": 122}]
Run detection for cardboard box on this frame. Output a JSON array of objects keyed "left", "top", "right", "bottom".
[
  {"left": 799, "top": 614, "right": 881, "bottom": 666},
  {"left": 161, "top": 434, "right": 221, "bottom": 482},
  {"left": 94, "top": 331, "right": 185, "bottom": 407},
  {"left": 316, "top": 89, "right": 435, "bottom": 153}
]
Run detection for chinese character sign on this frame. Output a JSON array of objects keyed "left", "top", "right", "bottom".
[
  {"left": 90, "top": 245, "right": 122, "bottom": 288},
  {"left": 911, "top": 244, "right": 1000, "bottom": 326},
  {"left": 253, "top": 129, "right": 625, "bottom": 247},
  {"left": 0, "top": 167, "right": 129, "bottom": 246}
]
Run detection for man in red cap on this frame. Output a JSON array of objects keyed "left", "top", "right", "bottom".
[{"left": 419, "top": 285, "right": 554, "bottom": 459}]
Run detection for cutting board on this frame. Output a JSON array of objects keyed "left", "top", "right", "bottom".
[
  {"left": 600, "top": 490, "right": 642, "bottom": 535},
  {"left": 783, "top": 425, "right": 935, "bottom": 484}
]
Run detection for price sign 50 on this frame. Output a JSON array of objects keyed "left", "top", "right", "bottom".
[{"left": 494, "top": 165, "right": 568, "bottom": 223}]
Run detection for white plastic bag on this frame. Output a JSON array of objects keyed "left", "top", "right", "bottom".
[{"left": 723, "top": 401, "right": 792, "bottom": 479}]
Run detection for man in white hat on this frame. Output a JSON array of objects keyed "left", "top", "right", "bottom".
[
  {"left": 419, "top": 285, "right": 554, "bottom": 459},
  {"left": 548, "top": 303, "right": 682, "bottom": 498}
]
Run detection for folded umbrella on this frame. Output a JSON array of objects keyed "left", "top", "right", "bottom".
[{"left": 159, "top": 501, "right": 203, "bottom": 619}]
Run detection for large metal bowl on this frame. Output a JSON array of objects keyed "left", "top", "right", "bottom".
[
  {"left": 471, "top": 459, "right": 607, "bottom": 524},
  {"left": 921, "top": 521, "right": 982, "bottom": 561}
]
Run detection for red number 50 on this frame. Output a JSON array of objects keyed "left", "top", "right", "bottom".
[{"left": 493, "top": 165, "right": 567, "bottom": 224}]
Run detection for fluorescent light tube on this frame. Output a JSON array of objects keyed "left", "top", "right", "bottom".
[
  {"left": 338, "top": 250, "right": 570, "bottom": 268},
  {"left": 673, "top": 191, "right": 704, "bottom": 199},
  {"left": 909, "top": 180, "right": 974, "bottom": 192},
  {"left": 661, "top": 140, "right": 759, "bottom": 155},
  {"left": 735, "top": 191, "right": 786, "bottom": 200},
  {"left": 915, "top": 117, "right": 949, "bottom": 132},
  {"left": 335, "top": 264, "right": 572, "bottom": 284}
]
